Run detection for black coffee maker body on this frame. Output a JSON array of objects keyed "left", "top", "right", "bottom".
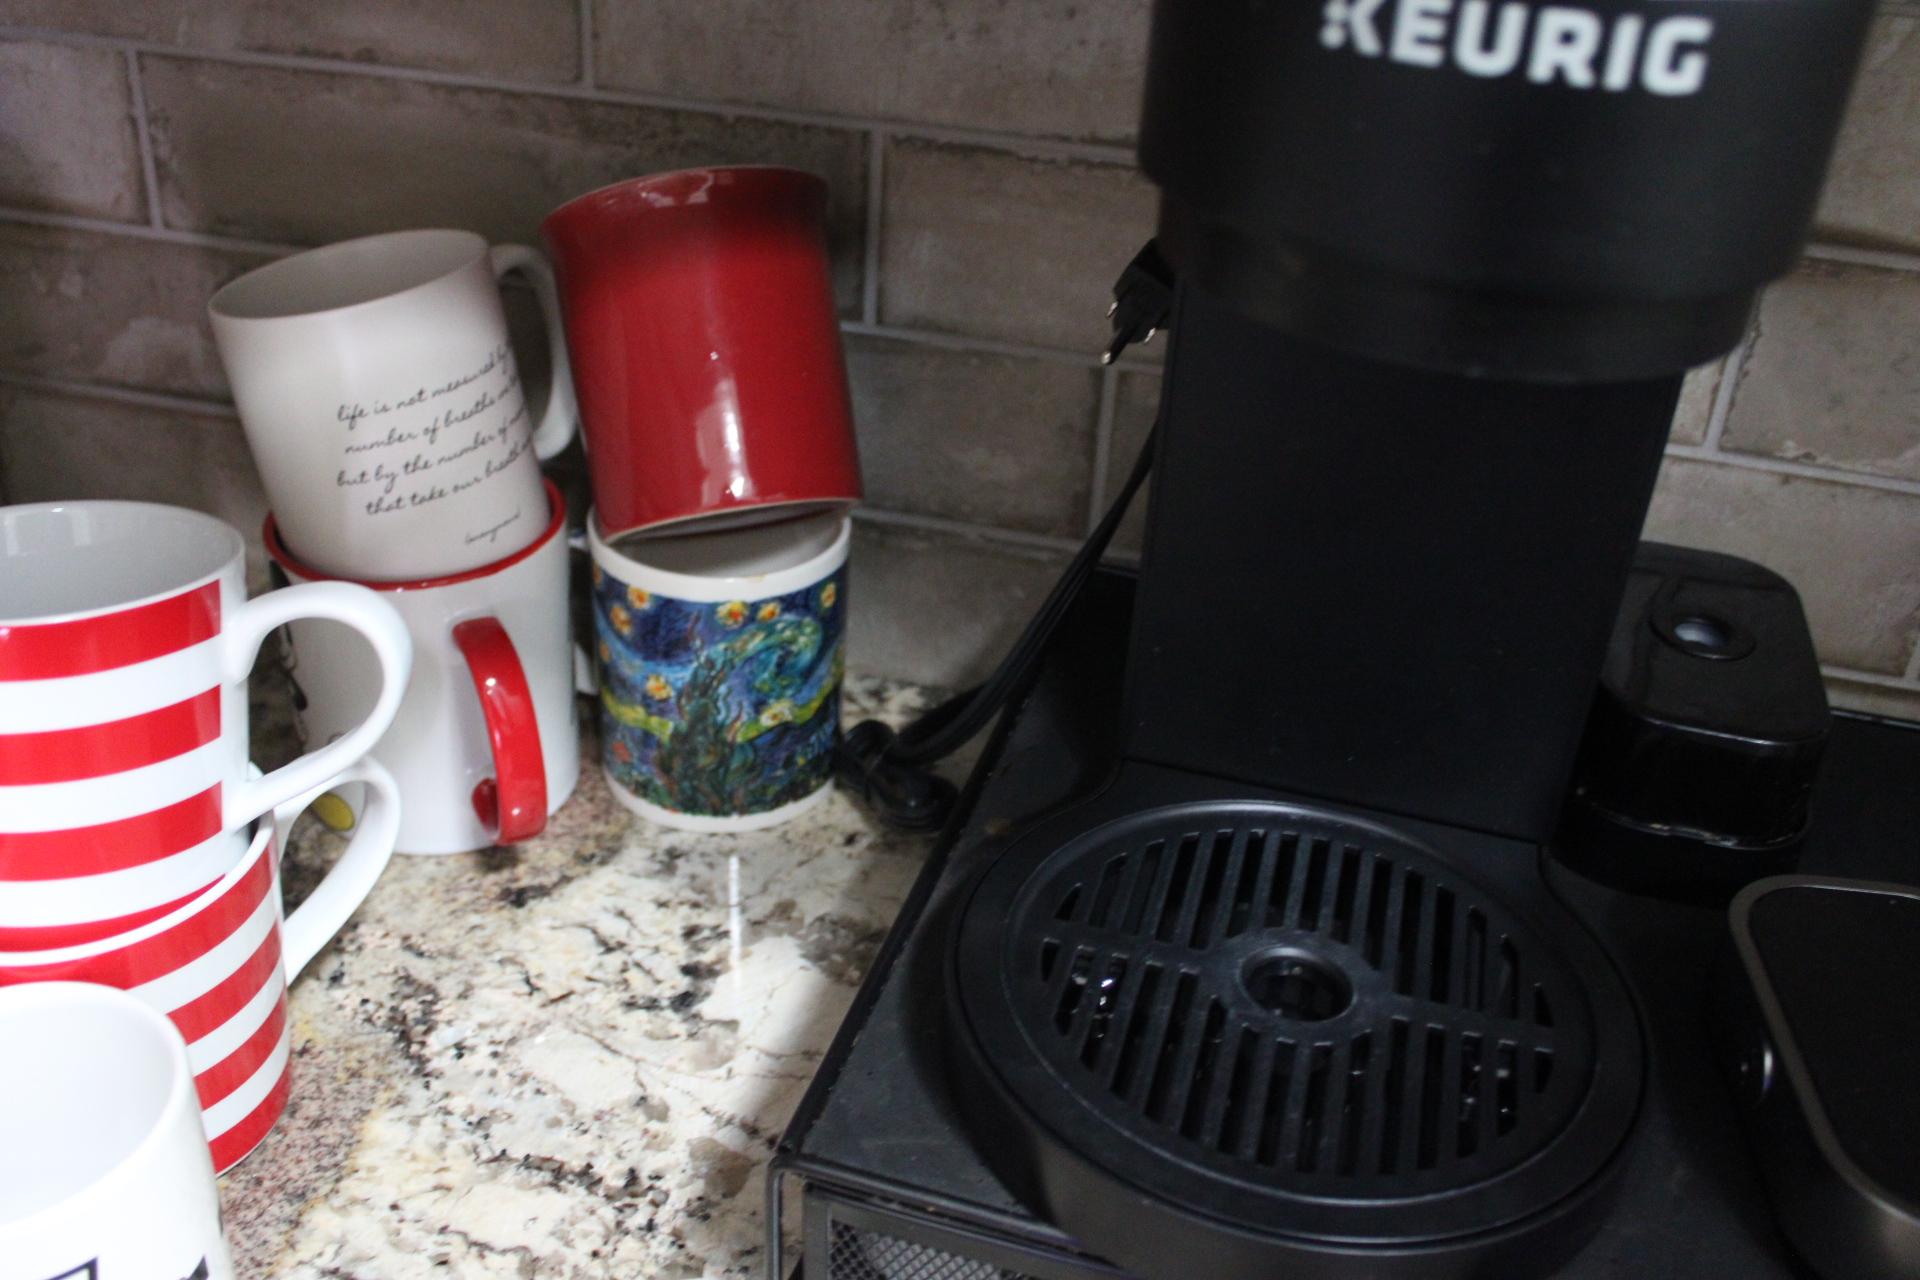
[
  {"left": 937, "top": 5, "right": 1882, "bottom": 1280},
  {"left": 1124, "top": 0, "right": 1876, "bottom": 843}
]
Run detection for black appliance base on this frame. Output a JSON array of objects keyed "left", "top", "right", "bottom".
[
  {"left": 943, "top": 772, "right": 1644, "bottom": 1280},
  {"left": 772, "top": 569, "right": 1920, "bottom": 1280}
]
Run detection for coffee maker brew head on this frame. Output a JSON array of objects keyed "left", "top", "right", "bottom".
[{"left": 1139, "top": 0, "right": 1879, "bottom": 381}]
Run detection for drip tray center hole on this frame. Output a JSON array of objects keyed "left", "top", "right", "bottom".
[{"left": 1242, "top": 949, "right": 1353, "bottom": 1021}]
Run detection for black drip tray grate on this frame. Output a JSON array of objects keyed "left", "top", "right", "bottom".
[
  {"left": 947, "top": 799, "right": 1643, "bottom": 1278},
  {"left": 1033, "top": 820, "right": 1573, "bottom": 1184}
]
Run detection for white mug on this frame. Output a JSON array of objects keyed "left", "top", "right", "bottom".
[
  {"left": 0, "top": 982, "right": 236, "bottom": 1280},
  {"left": 209, "top": 228, "right": 577, "bottom": 582},
  {"left": 0, "top": 501, "right": 411, "bottom": 950},
  {"left": 268, "top": 481, "right": 580, "bottom": 854}
]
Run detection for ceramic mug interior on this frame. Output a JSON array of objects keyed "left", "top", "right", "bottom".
[
  {"left": 592, "top": 508, "right": 847, "bottom": 600},
  {"left": 208, "top": 228, "right": 486, "bottom": 321},
  {"left": 0, "top": 501, "right": 239, "bottom": 622},
  {"left": 0, "top": 984, "right": 184, "bottom": 1222}
]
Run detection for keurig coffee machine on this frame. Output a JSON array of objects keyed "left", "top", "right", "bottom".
[{"left": 774, "top": 3, "right": 1915, "bottom": 1279}]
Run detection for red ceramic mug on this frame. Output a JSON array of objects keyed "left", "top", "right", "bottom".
[{"left": 541, "top": 167, "right": 863, "bottom": 540}]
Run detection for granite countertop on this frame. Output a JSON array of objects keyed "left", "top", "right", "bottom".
[{"left": 224, "top": 675, "right": 938, "bottom": 1278}]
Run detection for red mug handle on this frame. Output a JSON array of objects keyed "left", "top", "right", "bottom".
[{"left": 451, "top": 617, "right": 548, "bottom": 845}]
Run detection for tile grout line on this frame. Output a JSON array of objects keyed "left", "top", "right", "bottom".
[
  {"left": 1085, "top": 364, "right": 1119, "bottom": 537},
  {"left": 576, "top": 0, "right": 594, "bottom": 88},
  {"left": 852, "top": 506, "right": 1082, "bottom": 555},
  {"left": 862, "top": 132, "right": 886, "bottom": 327},
  {"left": 1699, "top": 339, "right": 1749, "bottom": 453},
  {"left": 839, "top": 319, "right": 1109, "bottom": 368},
  {"left": 1803, "top": 240, "right": 1920, "bottom": 276},
  {"left": 1663, "top": 443, "right": 1920, "bottom": 498},
  {"left": 0, "top": 371, "right": 236, "bottom": 417},
  {"left": 0, "top": 24, "right": 1139, "bottom": 166},
  {"left": 1823, "top": 663, "right": 1920, "bottom": 692},
  {"left": 0, "top": 206, "right": 301, "bottom": 255},
  {"left": 122, "top": 50, "right": 165, "bottom": 230}
]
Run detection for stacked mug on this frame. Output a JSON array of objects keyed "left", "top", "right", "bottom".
[
  {"left": 543, "top": 167, "right": 862, "bottom": 832},
  {"left": 0, "top": 496, "right": 413, "bottom": 1191},
  {"left": 210, "top": 228, "right": 584, "bottom": 854}
]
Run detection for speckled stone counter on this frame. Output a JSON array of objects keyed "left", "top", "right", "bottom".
[{"left": 223, "top": 676, "right": 937, "bottom": 1278}]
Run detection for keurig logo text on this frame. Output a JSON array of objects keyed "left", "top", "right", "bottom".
[{"left": 1319, "top": 0, "right": 1713, "bottom": 95}]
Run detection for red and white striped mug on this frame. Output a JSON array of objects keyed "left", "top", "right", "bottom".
[
  {"left": 0, "top": 500, "right": 411, "bottom": 949},
  {"left": 0, "top": 757, "right": 399, "bottom": 1172}
]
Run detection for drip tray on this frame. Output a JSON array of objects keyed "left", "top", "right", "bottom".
[{"left": 945, "top": 797, "right": 1644, "bottom": 1280}]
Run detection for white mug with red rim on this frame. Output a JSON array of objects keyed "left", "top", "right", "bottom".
[
  {"left": 0, "top": 757, "right": 400, "bottom": 1173},
  {"left": 0, "top": 982, "right": 236, "bottom": 1280},
  {"left": 267, "top": 478, "right": 580, "bottom": 854},
  {"left": 0, "top": 500, "right": 411, "bottom": 949}
]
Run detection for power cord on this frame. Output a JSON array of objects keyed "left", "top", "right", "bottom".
[{"left": 837, "top": 241, "right": 1175, "bottom": 831}]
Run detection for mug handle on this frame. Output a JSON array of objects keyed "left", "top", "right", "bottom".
[
  {"left": 277, "top": 757, "right": 400, "bottom": 981},
  {"left": 567, "top": 525, "right": 597, "bottom": 696},
  {"left": 451, "top": 617, "right": 548, "bottom": 844},
  {"left": 222, "top": 582, "right": 413, "bottom": 833},
  {"left": 490, "top": 244, "right": 578, "bottom": 462}
]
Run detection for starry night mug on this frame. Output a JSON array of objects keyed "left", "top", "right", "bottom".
[
  {"left": 586, "top": 509, "right": 849, "bottom": 832},
  {"left": 210, "top": 228, "right": 577, "bottom": 582}
]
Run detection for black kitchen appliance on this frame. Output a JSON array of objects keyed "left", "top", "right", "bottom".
[
  {"left": 772, "top": 578, "right": 1920, "bottom": 1280},
  {"left": 776, "top": 2, "right": 1912, "bottom": 1278}
]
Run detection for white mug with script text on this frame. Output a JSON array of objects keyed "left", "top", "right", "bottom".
[{"left": 210, "top": 228, "right": 577, "bottom": 581}]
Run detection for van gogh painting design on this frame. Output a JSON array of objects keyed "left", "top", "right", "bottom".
[{"left": 593, "top": 564, "right": 844, "bottom": 817}]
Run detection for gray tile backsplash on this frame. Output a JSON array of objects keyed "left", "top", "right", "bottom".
[
  {"left": 1668, "top": 359, "right": 1726, "bottom": 449},
  {"left": 0, "top": 40, "right": 144, "bottom": 221},
  {"left": 1816, "top": 13, "right": 1920, "bottom": 252},
  {"left": 846, "top": 334, "right": 1100, "bottom": 537},
  {"left": 0, "top": 6, "right": 1915, "bottom": 716},
  {"left": 0, "top": 222, "right": 264, "bottom": 397},
  {"left": 592, "top": 0, "right": 1152, "bottom": 144},
  {"left": 0, "top": 385, "right": 270, "bottom": 585},
  {"left": 1721, "top": 259, "right": 1920, "bottom": 484},
  {"left": 879, "top": 138, "right": 1158, "bottom": 353},
  {"left": 0, "top": 0, "right": 584, "bottom": 81},
  {"left": 847, "top": 520, "right": 1068, "bottom": 688},
  {"left": 139, "top": 57, "right": 870, "bottom": 308}
]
